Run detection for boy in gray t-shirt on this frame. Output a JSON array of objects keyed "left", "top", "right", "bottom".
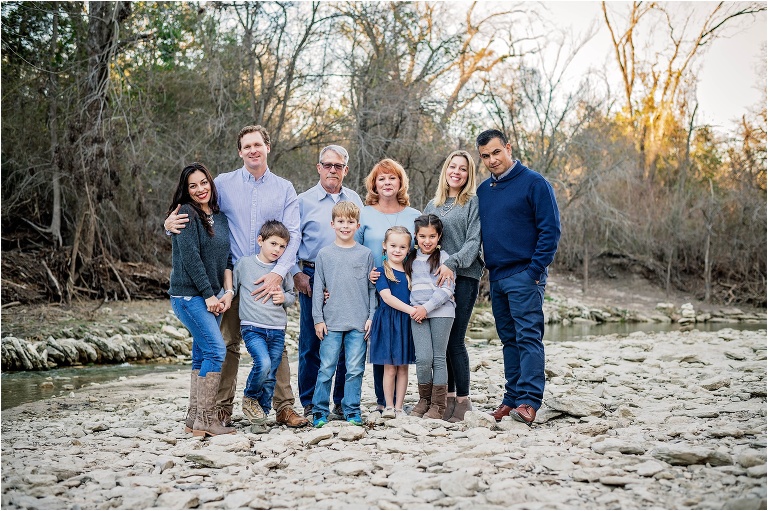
[
  {"left": 233, "top": 220, "right": 296, "bottom": 433},
  {"left": 311, "top": 201, "right": 376, "bottom": 427}
]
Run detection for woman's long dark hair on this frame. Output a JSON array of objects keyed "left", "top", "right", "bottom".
[
  {"left": 404, "top": 214, "right": 443, "bottom": 276},
  {"left": 167, "top": 162, "right": 220, "bottom": 236}
]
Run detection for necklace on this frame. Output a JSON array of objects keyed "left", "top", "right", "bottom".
[
  {"left": 203, "top": 212, "right": 214, "bottom": 227},
  {"left": 384, "top": 210, "right": 401, "bottom": 227},
  {"left": 440, "top": 198, "right": 456, "bottom": 217}
]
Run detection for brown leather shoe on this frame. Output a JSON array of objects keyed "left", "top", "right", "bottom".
[
  {"left": 276, "top": 407, "right": 309, "bottom": 428},
  {"left": 491, "top": 403, "right": 514, "bottom": 422},
  {"left": 509, "top": 404, "right": 536, "bottom": 426}
]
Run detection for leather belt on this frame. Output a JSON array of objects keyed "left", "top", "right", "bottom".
[{"left": 300, "top": 260, "right": 315, "bottom": 269}]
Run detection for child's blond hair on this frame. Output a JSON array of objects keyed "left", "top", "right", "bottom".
[
  {"left": 331, "top": 201, "right": 360, "bottom": 221},
  {"left": 382, "top": 226, "right": 412, "bottom": 289}
]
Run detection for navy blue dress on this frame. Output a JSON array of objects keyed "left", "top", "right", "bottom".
[{"left": 369, "top": 267, "right": 415, "bottom": 365}]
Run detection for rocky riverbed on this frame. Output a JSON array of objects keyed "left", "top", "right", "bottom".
[{"left": 2, "top": 325, "right": 766, "bottom": 510}]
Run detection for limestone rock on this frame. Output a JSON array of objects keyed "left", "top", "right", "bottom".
[{"left": 651, "top": 445, "right": 732, "bottom": 466}]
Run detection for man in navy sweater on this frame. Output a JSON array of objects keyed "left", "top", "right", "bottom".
[{"left": 475, "top": 129, "right": 561, "bottom": 426}]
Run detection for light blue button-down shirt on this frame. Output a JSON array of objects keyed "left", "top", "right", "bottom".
[
  {"left": 214, "top": 166, "right": 300, "bottom": 278},
  {"left": 291, "top": 182, "right": 363, "bottom": 275}
]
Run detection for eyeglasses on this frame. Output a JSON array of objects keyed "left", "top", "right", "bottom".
[{"left": 319, "top": 162, "right": 346, "bottom": 171}]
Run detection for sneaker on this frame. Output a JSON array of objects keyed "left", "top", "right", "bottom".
[
  {"left": 313, "top": 412, "right": 328, "bottom": 428},
  {"left": 395, "top": 409, "right": 406, "bottom": 418},
  {"left": 303, "top": 404, "right": 313, "bottom": 418},
  {"left": 381, "top": 407, "right": 396, "bottom": 419},
  {"left": 242, "top": 396, "right": 266, "bottom": 424},
  {"left": 346, "top": 414, "right": 363, "bottom": 426},
  {"left": 330, "top": 403, "right": 344, "bottom": 420}
]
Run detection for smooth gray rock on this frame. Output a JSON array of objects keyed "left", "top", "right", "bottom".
[
  {"left": 186, "top": 450, "right": 246, "bottom": 468},
  {"left": 651, "top": 445, "right": 733, "bottom": 466},
  {"left": 591, "top": 438, "right": 647, "bottom": 455},
  {"left": 462, "top": 410, "right": 496, "bottom": 429},
  {"left": 439, "top": 471, "right": 482, "bottom": 497},
  {"left": 155, "top": 492, "right": 199, "bottom": 509},
  {"left": 547, "top": 394, "right": 605, "bottom": 417}
]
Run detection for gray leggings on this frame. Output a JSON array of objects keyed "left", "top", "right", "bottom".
[{"left": 411, "top": 317, "right": 454, "bottom": 385}]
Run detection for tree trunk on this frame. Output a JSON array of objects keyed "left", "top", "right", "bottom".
[{"left": 48, "top": 3, "right": 63, "bottom": 247}]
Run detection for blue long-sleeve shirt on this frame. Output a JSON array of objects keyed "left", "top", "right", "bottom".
[
  {"left": 215, "top": 166, "right": 300, "bottom": 277},
  {"left": 476, "top": 161, "right": 561, "bottom": 282}
]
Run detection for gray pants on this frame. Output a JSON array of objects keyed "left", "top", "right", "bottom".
[{"left": 411, "top": 317, "right": 454, "bottom": 385}]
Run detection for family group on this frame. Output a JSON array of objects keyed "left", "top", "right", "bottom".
[{"left": 164, "top": 125, "right": 561, "bottom": 437}]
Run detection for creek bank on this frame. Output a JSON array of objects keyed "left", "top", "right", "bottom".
[
  {"left": 2, "top": 327, "right": 765, "bottom": 509},
  {"left": 2, "top": 293, "right": 764, "bottom": 372}
]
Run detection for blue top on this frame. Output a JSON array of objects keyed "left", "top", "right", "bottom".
[
  {"left": 215, "top": 166, "right": 300, "bottom": 277},
  {"left": 355, "top": 205, "right": 421, "bottom": 267},
  {"left": 476, "top": 161, "right": 560, "bottom": 282},
  {"left": 292, "top": 182, "right": 364, "bottom": 275}
]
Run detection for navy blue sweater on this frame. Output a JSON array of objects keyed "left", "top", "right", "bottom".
[{"left": 476, "top": 161, "right": 561, "bottom": 282}]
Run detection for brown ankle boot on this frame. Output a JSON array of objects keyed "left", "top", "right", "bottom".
[
  {"left": 424, "top": 384, "right": 448, "bottom": 419},
  {"left": 442, "top": 396, "right": 456, "bottom": 421},
  {"left": 193, "top": 372, "right": 236, "bottom": 437},
  {"left": 447, "top": 396, "right": 473, "bottom": 423},
  {"left": 410, "top": 383, "right": 432, "bottom": 417},
  {"left": 185, "top": 369, "right": 199, "bottom": 433}
]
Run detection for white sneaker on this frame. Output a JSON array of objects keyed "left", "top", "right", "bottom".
[
  {"left": 395, "top": 409, "right": 406, "bottom": 418},
  {"left": 382, "top": 407, "right": 396, "bottom": 419}
]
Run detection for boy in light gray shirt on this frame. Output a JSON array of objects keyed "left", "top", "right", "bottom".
[
  {"left": 233, "top": 220, "right": 296, "bottom": 433},
  {"left": 311, "top": 201, "right": 376, "bottom": 427}
]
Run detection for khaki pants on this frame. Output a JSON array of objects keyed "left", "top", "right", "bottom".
[{"left": 216, "top": 293, "right": 296, "bottom": 414}]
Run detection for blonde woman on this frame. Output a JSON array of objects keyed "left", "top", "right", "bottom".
[{"left": 423, "top": 150, "right": 484, "bottom": 422}]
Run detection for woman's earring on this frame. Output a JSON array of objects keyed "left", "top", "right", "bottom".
[{"left": 437, "top": 244, "right": 441, "bottom": 250}]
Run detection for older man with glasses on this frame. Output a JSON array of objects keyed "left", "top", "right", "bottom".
[{"left": 292, "top": 146, "right": 365, "bottom": 420}]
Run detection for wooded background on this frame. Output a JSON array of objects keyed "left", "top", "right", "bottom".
[{"left": 1, "top": 1, "right": 766, "bottom": 306}]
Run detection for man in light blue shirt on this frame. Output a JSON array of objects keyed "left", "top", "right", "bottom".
[
  {"left": 165, "top": 125, "right": 308, "bottom": 429},
  {"left": 292, "top": 145, "right": 364, "bottom": 418}
]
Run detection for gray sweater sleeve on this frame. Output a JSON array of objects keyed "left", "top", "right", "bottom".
[
  {"left": 422, "top": 252, "right": 455, "bottom": 313},
  {"left": 311, "top": 254, "right": 326, "bottom": 325},
  {"left": 282, "top": 270, "right": 296, "bottom": 309},
  {"left": 444, "top": 196, "right": 482, "bottom": 274}
]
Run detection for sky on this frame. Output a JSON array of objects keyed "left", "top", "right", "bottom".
[{"left": 543, "top": 1, "right": 767, "bottom": 134}]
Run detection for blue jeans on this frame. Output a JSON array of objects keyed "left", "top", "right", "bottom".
[
  {"left": 298, "top": 267, "right": 346, "bottom": 408},
  {"left": 171, "top": 296, "right": 225, "bottom": 377},
  {"left": 312, "top": 329, "right": 366, "bottom": 418},
  {"left": 241, "top": 326, "right": 285, "bottom": 415},
  {"left": 490, "top": 270, "right": 547, "bottom": 410}
]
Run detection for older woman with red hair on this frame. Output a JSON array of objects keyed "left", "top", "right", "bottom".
[{"left": 356, "top": 158, "right": 421, "bottom": 411}]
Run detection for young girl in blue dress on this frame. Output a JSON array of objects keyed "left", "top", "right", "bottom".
[{"left": 368, "top": 226, "right": 417, "bottom": 418}]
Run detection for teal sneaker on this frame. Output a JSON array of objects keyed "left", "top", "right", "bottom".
[
  {"left": 313, "top": 413, "right": 328, "bottom": 428},
  {"left": 346, "top": 414, "right": 363, "bottom": 426}
]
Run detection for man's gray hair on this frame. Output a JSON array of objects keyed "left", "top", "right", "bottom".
[{"left": 319, "top": 145, "right": 349, "bottom": 165}]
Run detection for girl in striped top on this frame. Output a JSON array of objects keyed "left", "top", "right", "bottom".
[{"left": 404, "top": 214, "right": 455, "bottom": 420}]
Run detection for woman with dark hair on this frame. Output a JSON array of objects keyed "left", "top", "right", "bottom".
[
  {"left": 355, "top": 158, "right": 421, "bottom": 411},
  {"left": 423, "top": 150, "right": 484, "bottom": 422},
  {"left": 168, "top": 162, "right": 235, "bottom": 437}
]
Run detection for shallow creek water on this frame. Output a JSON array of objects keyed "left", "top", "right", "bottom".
[{"left": 2, "top": 321, "right": 764, "bottom": 410}]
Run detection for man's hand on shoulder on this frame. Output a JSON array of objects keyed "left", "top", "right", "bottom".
[
  {"left": 253, "top": 272, "right": 283, "bottom": 302},
  {"left": 164, "top": 204, "right": 190, "bottom": 234}
]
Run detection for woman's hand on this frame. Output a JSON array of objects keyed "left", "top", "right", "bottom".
[
  {"left": 205, "top": 295, "right": 220, "bottom": 315},
  {"left": 369, "top": 268, "right": 381, "bottom": 284},
  {"left": 434, "top": 264, "right": 454, "bottom": 287},
  {"left": 164, "top": 204, "right": 190, "bottom": 234}
]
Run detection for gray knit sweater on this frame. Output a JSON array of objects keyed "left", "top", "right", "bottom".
[
  {"left": 423, "top": 195, "right": 484, "bottom": 280},
  {"left": 169, "top": 204, "right": 232, "bottom": 298},
  {"left": 233, "top": 255, "right": 296, "bottom": 329},
  {"left": 312, "top": 243, "right": 376, "bottom": 332}
]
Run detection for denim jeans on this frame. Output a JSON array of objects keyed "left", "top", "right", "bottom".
[
  {"left": 312, "top": 329, "right": 366, "bottom": 418},
  {"left": 241, "top": 325, "right": 285, "bottom": 415},
  {"left": 446, "top": 276, "right": 479, "bottom": 397},
  {"left": 490, "top": 270, "right": 547, "bottom": 410},
  {"left": 171, "top": 296, "right": 225, "bottom": 377},
  {"left": 298, "top": 267, "right": 346, "bottom": 408}
]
